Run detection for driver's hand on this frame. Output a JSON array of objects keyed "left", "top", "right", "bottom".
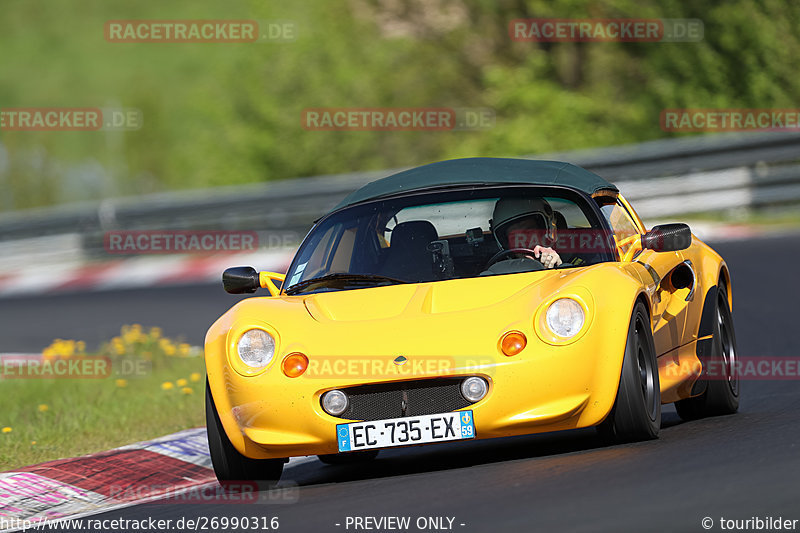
[{"left": 533, "top": 245, "right": 562, "bottom": 269}]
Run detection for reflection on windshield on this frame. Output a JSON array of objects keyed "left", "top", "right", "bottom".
[
  {"left": 284, "top": 186, "right": 615, "bottom": 294},
  {"left": 284, "top": 273, "right": 407, "bottom": 295}
]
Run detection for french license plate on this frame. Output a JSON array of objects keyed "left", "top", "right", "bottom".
[{"left": 337, "top": 411, "right": 475, "bottom": 452}]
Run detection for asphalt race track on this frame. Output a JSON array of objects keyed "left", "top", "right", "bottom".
[{"left": 3, "top": 233, "right": 800, "bottom": 532}]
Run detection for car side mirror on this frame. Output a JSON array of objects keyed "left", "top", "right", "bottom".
[
  {"left": 222, "top": 267, "right": 285, "bottom": 296},
  {"left": 642, "top": 223, "right": 692, "bottom": 252}
]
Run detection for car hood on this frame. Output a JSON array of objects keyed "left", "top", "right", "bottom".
[
  {"left": 218, "top": 267, "right": 607, "bottom": 333},
  {"left": 301, "top": 271, "right": 567, "bottom": 322}
]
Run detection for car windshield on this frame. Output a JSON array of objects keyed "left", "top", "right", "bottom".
[{"left": 284, "top": 186, "right": 615, "bottom": 295}]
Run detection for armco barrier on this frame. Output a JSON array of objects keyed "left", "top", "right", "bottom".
[{"left": 0, "top": 132, "right": 798, "bottom": 254}]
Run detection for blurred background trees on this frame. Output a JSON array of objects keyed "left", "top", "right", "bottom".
[{"left": 1, "top": 0, "right": 798, "bottom": 210}]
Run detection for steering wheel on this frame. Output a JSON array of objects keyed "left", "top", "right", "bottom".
[{"left": 484, "top": 248, "right": 543, "bottom": 270}]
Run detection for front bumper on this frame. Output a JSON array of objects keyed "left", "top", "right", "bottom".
[{"left": 206, "top": 340, "right": 623, "bottom": 460}]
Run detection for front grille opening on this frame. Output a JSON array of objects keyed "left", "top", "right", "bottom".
[{"left": 333, "top": 378, "right": 473, "bottom": 421}]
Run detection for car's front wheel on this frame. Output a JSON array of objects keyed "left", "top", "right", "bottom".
[
  {"left": 598, "top": 301, "right": 661, "bottom": 443},
  {"left": 205, "top": 380, "right": 284, "bottom": 486}
]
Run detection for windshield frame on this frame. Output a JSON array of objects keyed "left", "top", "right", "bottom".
[{"left": 283, "top": 184, "right": 618, "bottom": 295}]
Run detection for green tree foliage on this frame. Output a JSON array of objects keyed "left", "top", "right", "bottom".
[{"left": 0, "top": 0, "right": 798, "bottom": 210}]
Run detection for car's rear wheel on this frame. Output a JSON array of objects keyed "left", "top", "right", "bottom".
[
  {"left": 675, "top": 282, "right": 739, "bottom": 420},
  {"left": 598, "top": 301, "right": 661, "bottom": 443},
  {"left": 317, "top": 450, "right": 380, "bottom": 465},
  {"left": 205, "top": 380, "right": 284, "bottom": 486}
]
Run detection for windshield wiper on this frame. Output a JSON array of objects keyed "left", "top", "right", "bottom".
[{"left": 284, "top": 273, "right": 408, "bottom": 295}]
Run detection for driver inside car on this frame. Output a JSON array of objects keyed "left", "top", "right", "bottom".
[{"left": 482, "top": 197, "right": 563, "bottom": 275}]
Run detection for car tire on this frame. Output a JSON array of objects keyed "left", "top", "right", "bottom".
[
  {"left": 598, "top": 301, "right": 661, "bottom": 443},
  {"left": 675, "top": 282, "right": 739, "bottom": 420},
  {"left": 205, "top": 380, "right": 284, "bottom": 486},
  {"left": 317, "top": 450, "right": 380, "bottom": 465}
]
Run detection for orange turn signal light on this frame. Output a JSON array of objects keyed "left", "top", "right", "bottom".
[
  {"left": 500, "top": 331, "right": 527, "bottom": 356},
  {"left": 282, "top": 353, "right": 309, "bottom": 378}
]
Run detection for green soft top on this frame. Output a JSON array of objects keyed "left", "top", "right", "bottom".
[{"left": 334, "top": 158, "right": 617, "bottom": 210}]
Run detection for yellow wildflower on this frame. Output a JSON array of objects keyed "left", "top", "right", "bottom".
[
  {"left": 43, "top": 338, "right": 87, "bottom": 358},
  {"left": 161, "top": 381, "right": 174, "bottom": 391},
  {"left": 112, "top": 337, "right": 126, "bottom": 355},
  {"left": 122, "top": 324, "right": 144, "bottom": 345},
  {"left": 190, "top": 372, "right": 202, "bottom": 382},
  {"left": 62, "top": 340, "right": 75, "bottom": 357},
  {"left": 176, "top": 378, "right": 188, "bottom": 387},
  {"left": 115, "top": 379, "right": 128, "bottom": 388},
  {"left": 181, "top": 387, "right": 194, "bottom": 395},
  {"left": 1, "top": 427, "right": 11, "bottom": 434},
  {"left": 38, "top": 404, "right": 49, "bottom": 412}
]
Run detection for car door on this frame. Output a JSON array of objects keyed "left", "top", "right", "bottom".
[{"left": 600, "top": 195, "right": 688, "bottom": 356}]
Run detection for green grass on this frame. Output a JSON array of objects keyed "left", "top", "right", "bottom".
[{"left": 0, "top": 355, "right": 206, "bottom": 472}]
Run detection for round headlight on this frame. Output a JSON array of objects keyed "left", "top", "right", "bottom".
[
  {"left": 461, "top": 376, "right": 488, "bottom": 403},
  {"left": 321, "top": 390, "right": 349, "bottom": 416},
  {"left": 237, "top": 329, "right": 275, "bottom": 369},
  {"left": 545, "top": 298, "right": 585, "bottom": 338}
]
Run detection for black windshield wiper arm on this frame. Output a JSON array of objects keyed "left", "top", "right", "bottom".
[{"left": 284, "top": 273, "right": 408, "bottom": 295}]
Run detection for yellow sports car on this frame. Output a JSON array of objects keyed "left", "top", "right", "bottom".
[{"left": 204, "top": 158, "right": 739, "bottom": 483}]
